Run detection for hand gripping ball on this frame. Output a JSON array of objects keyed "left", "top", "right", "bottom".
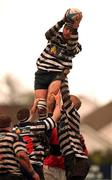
[{"left": 65, "top": 8, "right": 82, "bottom": 23}]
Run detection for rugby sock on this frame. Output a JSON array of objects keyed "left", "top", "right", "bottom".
[{"left": 37, "top": 98, "right": 47, "bottom": 120}]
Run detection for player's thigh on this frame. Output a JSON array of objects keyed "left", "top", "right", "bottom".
[
  {"left": 35, "top": 89, "right": 48, "bottom": 99},
  {"left": 43, "top": 166, "right": 57, "bottom": 180},
  {"left": 48, "top": 80, "right": 61, "bottom": 95}
]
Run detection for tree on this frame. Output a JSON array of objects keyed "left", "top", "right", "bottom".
[{"left": 0, "top": 74, "right": 33, "bottom": 105}]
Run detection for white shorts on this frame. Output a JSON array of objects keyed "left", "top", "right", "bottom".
[{"left": 43, "top": 165, "right": 66, "bottom": 180}]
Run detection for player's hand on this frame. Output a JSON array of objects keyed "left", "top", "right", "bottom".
[
  {"left": 73, "top": 12, "right": 83, "bottom": 28},
  {"left": 32, "top": 171, "right": 40, "bottom": 180},
  {"left": 63, "top": 13, "right": 67, "bottom": 23},
  {"left": 64, "top": 69, "right": 70, "bottom": 76},
  {"left": 52, "top": 90, "right": 61, "bottom": 103},
  {"left": 64, "top": 8, "right": 71, "bottom": 22}
]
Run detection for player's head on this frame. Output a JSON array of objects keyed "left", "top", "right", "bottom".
[
  {"left": 70, "top": 95, "right": 81, "bottom": 110},
  {"left": 16, "top": 108, "right": 30, "bottom": 122},
  {"left": 0, "top": 115, "right": 12, "bottom": 128}
]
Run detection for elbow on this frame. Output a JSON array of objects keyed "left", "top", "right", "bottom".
[
  {"left": 77, "top": 43, "right": 82, "bottom": 51},
  {"left": 45, "top": 32, "right": 50, "bottom": 40}
]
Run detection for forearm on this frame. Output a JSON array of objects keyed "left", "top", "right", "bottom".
[
  {"left": 61, "top": 79, "right": 69, "bottom": 100},
  {"left": 45, "top": 19, "right": 65, "bottom": 40},
  {"left": 73, "top": 42, "right": 82, "bottom": 55},
  {"left": 61, "top": 79, "right": 78, "bottom": 125},
  {"left": 17, "top": 151, "right": 38, "bottom": 177},
  {"left": 72, "top": 29, "right": 82, "bottom": 55},
  {"left": 61, "top": 78, "right": 72, "bottom": 109},
  {"left": 51, "top": 91, "right": 62, "bottom": 122},
  {"left": 52, "top": 104, "right": 61, "bottom": 122}
]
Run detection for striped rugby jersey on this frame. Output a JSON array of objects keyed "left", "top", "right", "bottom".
[
  {"left": 13, "top": 117, "right": 55, "bottom": 166},
  {"left": 36, "top": 19, "right": 82, "bottom": 72},
  {"left": 58, "top": 78, "right": 88, "bottom": 159},
  {"left": 0, "top": 130, "right": 26, "bottom": 175}
]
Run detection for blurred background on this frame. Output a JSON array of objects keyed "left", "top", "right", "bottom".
[{"left": 0, "top": 0, "right": 112, "bottom": 179}]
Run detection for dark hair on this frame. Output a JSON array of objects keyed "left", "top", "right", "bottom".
[
  {"left": 0, "top": 114, "right": 12, "bottom": 128},
  {"left": 16, "top": 108, "right": 30, "bottom": 121}
]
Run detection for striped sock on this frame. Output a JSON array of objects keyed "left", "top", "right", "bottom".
[{"left": 37, "top": 99, "right": 47, "bottom": 120}]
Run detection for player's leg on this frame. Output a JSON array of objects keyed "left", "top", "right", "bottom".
[
  {"left": 31, "top": 70, "right": 49, "bottom": 120},
  {"left": 34, "top": 89, "right": 48, "bottom": 120},
  {"left": 47, "top": 80, "right": 61, "bottom": 114}
]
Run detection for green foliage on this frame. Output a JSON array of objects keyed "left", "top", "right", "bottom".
[{"left": 89, "top": 150, "right": 112, "bottom": 165}]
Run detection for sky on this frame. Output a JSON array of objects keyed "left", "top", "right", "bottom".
[{"left": 0, "top": 0, "right": 112, "bottom": 105}]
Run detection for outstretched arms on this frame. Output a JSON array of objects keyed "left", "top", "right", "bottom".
[
  {"left": 45, "top": 18, "right": 65, "bottom": 40},
  {"left": 16, "top": 151, "right": 40, "bottom": 180}
]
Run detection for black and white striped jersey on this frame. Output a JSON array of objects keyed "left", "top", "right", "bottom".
[
  {"left": 0, "top": 130, "right": 26, "bottom": 175},
  {"left": 13, "top": 117, "right": 55, "bottom": 166},
  {"left": 58, "top": 78, "right": 88, "bottom": 159},
  {"left": 36, "top": 19, "right": 82, "bottom": 72}
]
